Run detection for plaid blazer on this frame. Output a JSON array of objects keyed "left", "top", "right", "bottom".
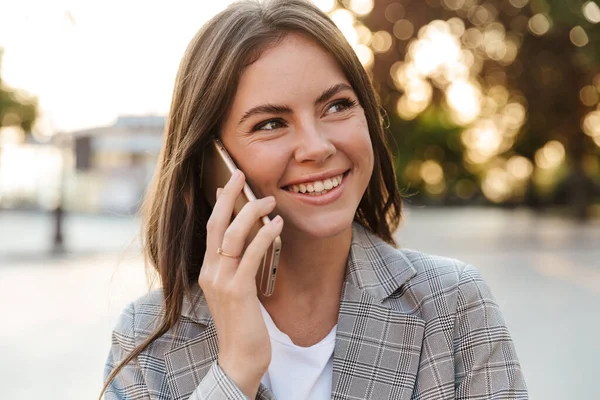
[{"left": 105, "top": 223, "right": 528, "bottom": 399}]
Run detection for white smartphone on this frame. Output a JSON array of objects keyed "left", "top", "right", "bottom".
[{"left": 201, "top": 138, "right": 281, "bottom": 296}]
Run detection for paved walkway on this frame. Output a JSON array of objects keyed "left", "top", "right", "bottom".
[{"left": 1, "top": 208, "right": 599, "bottom": 399}]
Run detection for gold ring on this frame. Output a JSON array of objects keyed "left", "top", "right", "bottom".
[{"left": 217, "top": 247, "right": 241, "bottom": 259}]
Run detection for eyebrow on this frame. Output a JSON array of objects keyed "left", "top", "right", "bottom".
[{"left": 238, "top": 82, "right": 354, "bottom": 125}]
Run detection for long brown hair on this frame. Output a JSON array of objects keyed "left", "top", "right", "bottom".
[{"left": 101, "top": 0, "right": 402, "bottom": 396}]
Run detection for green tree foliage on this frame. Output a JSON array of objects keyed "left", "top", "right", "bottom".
[
  {"left": 339, "top": 0, "right": 600, "bottom": 217},
  {"left": 0, "top": 49, "right": 38, "bottom": 134}
]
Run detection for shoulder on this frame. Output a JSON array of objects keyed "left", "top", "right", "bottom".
[
  {"left": 399, "top": 248, "right": 470, "bottom": 287},
  {"left": 131, "top": 288, "right": 165, "bottom": 317},
  {"left": 400, "top": 248, "right": 492, "bottom": 297},
  {"left": 349, "top": 223, "right": 487, "bottom": 310},
  {"left": 111, "top": 288, "right": 165, "bottom": 343},
  {"left": 111, "top": 287, "right": 208, "bottom": 346},
  {"left": 391, "top": 248, "right": 494, "bottom": 317}
]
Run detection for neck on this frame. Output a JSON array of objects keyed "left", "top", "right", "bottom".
[{"left": 259, "top": 224, "right": 352, "bottom": 309}]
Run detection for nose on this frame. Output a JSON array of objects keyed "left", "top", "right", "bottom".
[{"left": 293, "top": 121, "right": 336, "bottom": 164}]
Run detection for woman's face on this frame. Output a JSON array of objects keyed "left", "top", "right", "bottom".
[{"left": 220, "top": 33, "right": 374, "bottom": 240}]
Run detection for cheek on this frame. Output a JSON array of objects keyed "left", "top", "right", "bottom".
[
  {"left": 358, "top": 119, "right": 374, "bottom": 165},
  {"left": 338, "top": 118, "right": 373, "bottom": 166},
  {"left": 235, "top": 146, "right": 288, "bottom": 196},
  {"left": 358, "top": 138, "right": 375, "bottom": 183}
]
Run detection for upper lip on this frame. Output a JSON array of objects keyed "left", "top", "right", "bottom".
[{"left": 281, "top": 168, "right": 349, "bottom": 188}]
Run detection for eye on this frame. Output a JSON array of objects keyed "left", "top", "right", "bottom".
[
  {"left": 253, "top": 118, "right": 287, "bottom": 132},
  {"left": 325, "top": 98, "right": 358, "bottom": 115}
]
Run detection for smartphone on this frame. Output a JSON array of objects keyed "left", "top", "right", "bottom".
[{"left": 201, "top": 138, "right": 281, "bottom": 296}]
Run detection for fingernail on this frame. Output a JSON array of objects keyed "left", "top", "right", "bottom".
[
  {"left": 272, "top": 215, "right": 283, "bottom": 225},
  {"left": 216, "top": 188, "right": 223, "bottom": 199},
  {"left": 264, "top": 196, "right": 275, "bottom": 203},
  {"left": 232, "top": 170, "right": 241, "bottom": 180}
]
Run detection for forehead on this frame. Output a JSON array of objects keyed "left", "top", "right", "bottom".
[{"left": 232, "top": 33, "right": 349, "bottom": 108}]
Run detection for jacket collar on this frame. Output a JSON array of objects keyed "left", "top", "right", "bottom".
[
  {"left": 345, "top": 222, "right": 417, "bottom": 301},
  {"left": 181, "top": 222, "right": 417, "bottom": 325},
  {"left": 181, "top": 280, "right": 211, "bottom": 326}
]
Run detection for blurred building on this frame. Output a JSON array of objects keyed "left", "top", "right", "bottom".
[
  {"left": 68, "top": 115, "right": 164, "bottom": 213},
  {"left": 0, "top": 116, "right": 165, "bottom": 214}
]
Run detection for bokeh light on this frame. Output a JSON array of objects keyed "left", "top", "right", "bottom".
[
  {"left": 442, "top": 0, "right": 465, "bottom": 12},
  {"left": 371, "top": 31, "right": 393, "bottom": 53},
  {"left": 312, "top": 0, "right": 336, "bottom": 13},
  {"left": 507, "top": 155, "right": 534, "bottom": 180},
  {"left": 355, "top": 23, "right": 373, "bottom": 46},
  {"left": 528, "top": 14, "right": 551, "bottom": 36},
  {"left": 582, "top": 1, "right": 600, "bottom": 24},
  {"left": 462, "top": 119, "right": 503, "bottom": 162},
  {"left": 447, "top": 81, "right": 482, "bottom": 125},
  {"left": 331, "top": 9, "right": 357, "bottom": 44},
  {"left": 447, "top": 17, "right": 465, "bottom": 37},
  {"left": 535, "top": 141, "right": 566, "bottom": 170},
  {"left": 482, "top": 167, "right": 513, "bottom": 202},
  {"left": 354, "top": 44, "right": 374, "bottom": 68},
  {"left": 385, "top": 3, "right": 405, "bottom": 23},
  {"left": 583, "top": 111, "right": 600, "bottom": 139},
  {"left": 393, "top": 19, "right": 414, "bottom": 40},
  {"left": 570, "top": 26, "right": 589, "bottom": 47},
  {"left": 349, "top": 0, "right": 374, "bottom": 16},
  {"left": 509, "top": 0, "right": 529, "bottom": 9},
  {"left": 420, "top": 160, "right": 444, "bottom": 185},
  {"left": 580, "top": 85, "right": 600, "bottom": 107}
]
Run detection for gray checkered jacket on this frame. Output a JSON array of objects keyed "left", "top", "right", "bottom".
[{"left": 105, "top": 223, "right": 528, "bottom": 399}]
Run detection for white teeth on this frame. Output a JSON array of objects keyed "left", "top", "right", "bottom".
[{"left": 287, "top": 173, "right": 344, "bottom": 195}]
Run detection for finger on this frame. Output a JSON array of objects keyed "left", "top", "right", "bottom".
[
  {"left": 216, "top": 187, "right": 223, "bottom": 199},
  {"left": 205, "top": 170, "right": 245, "bottom": 257},
  {"left": 235, "top": 215, "right": 283, "bottom": 284},
  {"left": 220, "top": 196, "right": 276, "bottom": 261}
]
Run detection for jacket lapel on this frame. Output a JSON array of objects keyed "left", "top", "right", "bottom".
[
  {"left": 331, "top": 223, "right": 425, "bottom": 399},
  {"left": 164, "top": 320, "right": 218, "bottom": 399},
  {"left": 332, "top": 282, "right": 424, "bottom": 399}
]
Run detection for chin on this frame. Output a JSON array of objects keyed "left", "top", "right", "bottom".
[{"left": 283, "top": 212, "right": 355, "bottom": 240}]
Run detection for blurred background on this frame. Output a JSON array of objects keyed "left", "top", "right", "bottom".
[{"left": 0, "top": 0, "right": 598, "bottom": 399}]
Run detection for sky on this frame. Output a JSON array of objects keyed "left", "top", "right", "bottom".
[{"left": 0, "top": 0, "right": 236, "bottom": 134}]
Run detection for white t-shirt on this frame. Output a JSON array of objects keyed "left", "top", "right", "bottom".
[{"left": 259, "top": 303, "right": 336, "bottom": 400}]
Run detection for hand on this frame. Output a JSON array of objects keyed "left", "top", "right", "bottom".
[{"left": 198, "top": 169, "right": 283, "bottom": 398}]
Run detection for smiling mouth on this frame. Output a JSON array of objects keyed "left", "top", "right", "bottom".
[{"left": 283, "top": 171, "right": 349, "bottom": 196}]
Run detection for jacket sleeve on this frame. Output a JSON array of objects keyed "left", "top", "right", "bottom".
[
  {"left": 104, "top": 303, "right": 256, "bottom": 400},
  {"left": 453, "top": 264, "right": 528, "bottom": 399},
  {"left": 188, "top": 362, "right": 250, "bottom": 399},
  {"left": 104, "top": 302, "right": 150, "bottom": 400}
]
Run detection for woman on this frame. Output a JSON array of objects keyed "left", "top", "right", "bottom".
[{"left": 103, "top": 0, "right": 528, "bottom": 399}]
